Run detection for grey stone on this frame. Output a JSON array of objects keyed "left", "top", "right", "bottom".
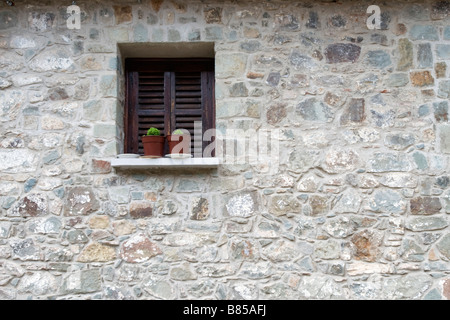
[
  {"left": 367, "top": 189, "right": 406, "bottom": 214},
  {"left": 418, "top": 104, "right": 430, "bottom": 117},
  {"left": 409, "top": 25, "right": 439, "bottom": 40},
  {"left": 436, "top": 233, "right": 450, "bottom": 259},
  {"left": 324, "top": 217, "right": 357, "bottom": 238},
  {"left": 205, "top": 26, "right": 223, "bottom": 40},
  {"left": 438, "top": 80, "right": 450, "bottom": 98},
  {"left": 401, "top": 237, "right": 426, "bottom": 261},
  {"left": 67, "top": 230, "right": 89, "bottom": 244},
  {"left": 324, "top": 43, "right": 361, "bottom": 63},
  {"left": 305, "top": 11, "right": 320, "bottom": 29},
  {"left": 28, "top": 217, "right": 61, "bottom": 234},
  {"left": 188, "top": 30, "right": 201, "bottom": 41},
  {"left": 433, "top": 101, "right": 449, "bottom": 122},
  {"left": 314, "top": 240, "right": 340, "bottom": 260},
  {"left": 386, "top": 73, "right": 409, "bottom": 87},
  {"left": 367, "top": 152, "right": 411, "bottom": 172},
  {"left": 10, "top": 238, "right": 40, "bottom": 261},
  {"left": 240, "top": 40, "right": 260, "bottom": 52},
  {"left": 334, "top": 189, "right": 361, "bottom": 213},
  {"left": 385, "top": 133, "right": 416, "bottom": 150},
  {"left": 170, "top": 263, "right": 197, "bottom": 281},
  {"left": 436, "top": 176, "right": 450, "bottom": 188},
  {"left": 413, "top": 152, "right": 429, "bottom": 170},
  {"left": 330, "top": 15, "right": 346, "bottom": 28},
  {"left": 437, "top": 45, "right": 450, "bottom": 60},
  {"left": 405, "top": 217, "right": 448, "bottom": 231},
  {"left": 366, "top": 50, "right": 392, "bottom": 69},
  {"left": 423, "top": 288, "right": 442, "bottom": 300},
  {"left": 397, "top": 39, "right": 414, "bottom": 71},
  {"left": 175, "top": 179, "right": 201, "bottom": 193},
  {"left": 383, "top": 274, "right": 431, "bottom": 299},
  {"left": 19, "top": 273, "right": 57, "bottom": 296},
  {"left": 229, "top": 82, "right": 248, "bottom": 97},
  {"left": 134, "top": 23, "right": 148, "bottom": 42},
  {"left": 289, "top": 50, "right": 317, "bottom": 70},
  {"left": 370, "top": 109, "right": 396, "bottom": 127},
  {"left": 216, "top": 53, "right": 248, "bottom": 78},
  {"left": 24, "top": 178, "right": 37, "bottom": 193},
  {"left": 99, "top": 75, "right": 117, "bottom": 97},
  {"left": 263, "top": 240, "right": 300, "bottom": 262},
  {"left": 225, "top": 191, "right": 258, "bottom": 218},
  {"left": 438, "top": 124, "right": 450, "bottom": 153},
  {"left": 417, "top": 43, "right": 433, "bottom": 69},
  {"left": 380, "top": 173, "right": 418, "bottom": 188},
  {"left": 288, "top": 149, "right": 321, "bottom": 174},
  {"left": 266, "top": 72, "right": 281, "bottom": 87},
  {"left": 29, "top": 49, "right": 74, "bottom": 72},
  {"left": 445, "top": 26, "right": 450, "bottom": 40},
  {"left": 0, "top": 222, "right": 11, "bottom": 238},
  {"left": 296, "top": 98, "right": 334, "bottom": 122},
  {"left": 370, "top": 33, "right": 388, "bottom": 46}
]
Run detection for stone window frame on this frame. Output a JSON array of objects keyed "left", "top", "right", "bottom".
[{"left": 112, "top": 42, "right": 220, "bottom": 169}]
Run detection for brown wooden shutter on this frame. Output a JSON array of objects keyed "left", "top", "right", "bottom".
[{"left": 125, "top": 58, "right": 214, "bottom": 157}]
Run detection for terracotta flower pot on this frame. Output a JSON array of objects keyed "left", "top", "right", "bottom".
[
  {"left": 167, "top": 134, "right": 191, "bottom": 155},
  {"left": 142, "top": 135, "right": 165, "bottom": 157}
]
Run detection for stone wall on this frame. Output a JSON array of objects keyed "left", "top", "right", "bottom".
[{"left": 0, "top": 0, "right": 450, "bottom": 300}]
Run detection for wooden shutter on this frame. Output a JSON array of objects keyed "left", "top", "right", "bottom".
[{"left": 125, "top": 59, "right": 214, "bottom": 157}]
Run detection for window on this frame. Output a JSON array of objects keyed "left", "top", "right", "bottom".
[{"left": 124, "top": 58, "right": 215, "bottom": 157}]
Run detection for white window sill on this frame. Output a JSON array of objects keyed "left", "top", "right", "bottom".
[{"left": 111, "top": 157, "right": 220, "bottom": 169}]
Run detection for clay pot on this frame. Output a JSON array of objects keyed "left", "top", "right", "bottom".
[{"left": 142, "top": 135, "right": 165, "bottom": 157}]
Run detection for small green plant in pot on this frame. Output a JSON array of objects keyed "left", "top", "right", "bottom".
[
  {"left": 167, "top": 129, "right": 191, "bottom": 156},
  {"left": 142, "top": 127, "right": 165, "bottom": 158}
]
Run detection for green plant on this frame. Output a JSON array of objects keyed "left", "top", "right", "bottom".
[
  {"left": 172, "top": 129, "right": 185, "bottom": 135},
  {"left": 146, "top": 127, "right": 161, "bottom": 136}
]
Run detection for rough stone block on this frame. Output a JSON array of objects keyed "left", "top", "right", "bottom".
[
  {"left": 439, "top": 124, "right": 450, "bottom": 153},
  {"left": 410, "top": 70, "right": 434, "bottom": 86},
  {"left": 65, "top": 187, "right": 99, "bottom": 216},
  {"left": 120, "top": 233, "right": 162, "bottom": 263},
  {"left": 397, "top": 38, "right": 413, "bottom": 71},
  {"left": 438, "top": 80, "right": 450, "bottom": 98},
  {"left": 216, "top": 53, "right": 248, "bottom": 78},
  {"left": 417, "top": 43, "right": 433, "bottom": 68},
  {"left": 409, "top": 25, "right": 439, "bottom": 40},
  {"left": 296, "top": 98, "right": 334, "bottom": 122},
  {"left": 324, "top": 43, "right": 361, "bottom": 63},
  {"left": 410, "top": 197, "right": 442, "bottom": 215},
  {"left": 437, "top": 45, "right": 450, "bottom": 60}
]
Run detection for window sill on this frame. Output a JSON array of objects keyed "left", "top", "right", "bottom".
[{"left": 111, "top": 157, "right": 220, "bottom": 169}]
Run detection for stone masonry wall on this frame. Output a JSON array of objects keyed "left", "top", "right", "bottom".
[{"left": 1, "top": 0, "right": 450, "bottom": 300}]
